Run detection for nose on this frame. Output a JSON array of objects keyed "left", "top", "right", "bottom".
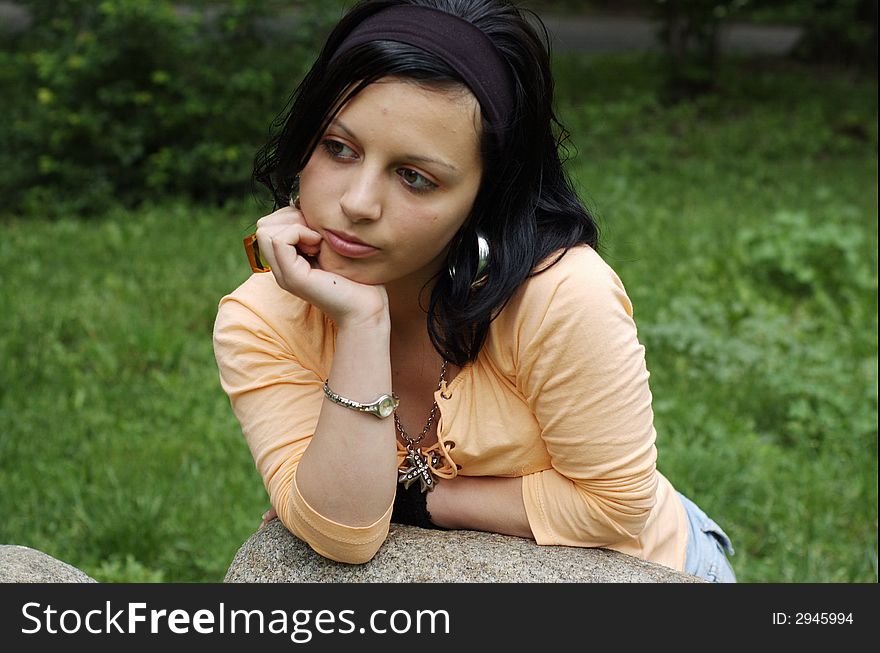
[{"left": 339, "top": 166, "right": 382, "bottom": 223}]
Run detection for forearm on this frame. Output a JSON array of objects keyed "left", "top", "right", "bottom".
[
  {"left": 295, "top": 319, "right": 397, "bottom": 526},
  {"left": 427, "top": 476, "right": 534, "bottom": 540}
]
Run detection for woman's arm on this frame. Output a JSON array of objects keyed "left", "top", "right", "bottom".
[
  {"left": 427, "top": 476, "right": 533, "bottom": 539},
  {"left": 257, "top": 207, "right": 400, "bottom": 530},
  {"left": 426, "top": 247, "right": 658, "bottom": 548},
  {"left": 214, "top": 287, "right": 399, "bottom": 563},
  {"left": 294, "top": 318, "right": 397, "bottom": 526},
  {"left": 513, "top": 247, "right": 658, "bottom": 547},
  {"left": 215, "top": 207, "right": 401, "bottom": 563}
]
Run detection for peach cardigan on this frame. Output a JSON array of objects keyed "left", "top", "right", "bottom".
[{"left": 213, "top": 244, "right": 687, "bottom": 569}]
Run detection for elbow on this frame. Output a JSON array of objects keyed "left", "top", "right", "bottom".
[
  {"left": 614, "top": 503, "right": 652, "bottom": 539},
  {"left": 582, "top": 497, "right": 652, "bottom": 544},
  {"left": 314, "top": 541, "right": 384, "bottom": 566},
  {"left": 279, "top": 514, "right": 389, "bottom": 566},
  {"left": 275, "top": 479, "right": 392, "bottom": 567},
  {"left": 577, "top": 471, "right": 658, "bottom": 542},
  {"left": 607, "top": 480, "right": 657, "bottom": 540}
]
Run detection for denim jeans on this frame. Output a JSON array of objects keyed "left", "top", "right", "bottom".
[{"left": 678, "top": 492, "right": 737, "bottom": 583}]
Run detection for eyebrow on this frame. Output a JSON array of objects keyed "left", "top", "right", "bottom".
[{"left": 329, "top": 119, "right": 460, "bottom": 173}]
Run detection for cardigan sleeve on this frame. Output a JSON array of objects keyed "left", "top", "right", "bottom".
[
  {"left": 212, "top": 280, "right": 392, "bottom": 564},
  {"left": 514, "top": 247, "right": 659, "bottom": 547}
]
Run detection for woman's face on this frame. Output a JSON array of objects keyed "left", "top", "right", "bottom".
[{"left": 298, "top": 77, "right": 483, "bottom": 288}]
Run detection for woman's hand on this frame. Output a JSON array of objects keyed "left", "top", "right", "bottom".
[
  {"left": 255, "top": 206, "right": 389, "bottom": 329},
  {"left": 259, "top": 506, "right": 277, "bottom": 529}
]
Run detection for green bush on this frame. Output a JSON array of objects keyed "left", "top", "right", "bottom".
[
  {"left": 2, "top": 0, "right": 343, "bottom": 218},
  {"left": 792, "top": 0, "right": 878, "bottom": 70},
  {"left": 648, "top": 0, "right": 877, "bottom": 99}
]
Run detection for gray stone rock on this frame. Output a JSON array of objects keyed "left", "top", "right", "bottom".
[
  {"left": 225, "top": 521, "right": 702, "bottom": 583},
  {"left": 0, "top": 545, "right": 97, "bottom": 583}
]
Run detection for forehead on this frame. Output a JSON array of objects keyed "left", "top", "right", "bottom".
[{"left": 331, "top": 78, "right": 482, "bottom": 167}]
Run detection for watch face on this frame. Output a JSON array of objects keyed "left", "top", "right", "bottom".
[{"left": 378, "top": 396, "right": 395, "bottom": 418}]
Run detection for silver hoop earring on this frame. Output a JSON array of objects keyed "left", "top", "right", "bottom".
[{"left": 448, "top": 231, "right": 490, "bottom": 290}]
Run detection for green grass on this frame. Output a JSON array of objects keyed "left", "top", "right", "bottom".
[
  {"left": 0, "top": 202, "right": 264, "bottom": 582},
  {"left": 1, "top": 53, "right": 876, "bottom": 582}
]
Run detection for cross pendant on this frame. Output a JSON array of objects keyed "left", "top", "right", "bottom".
[{"left": 398, "top": 444, "right": 438, "bottom": 493}]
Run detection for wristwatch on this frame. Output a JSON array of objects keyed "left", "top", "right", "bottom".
[{"left": 323, "top": 381, "right": 399, "bottom": 419}]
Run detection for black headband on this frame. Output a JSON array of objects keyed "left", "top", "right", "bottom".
[{"left": 330, "top": 5, "right": 514, "bottom": 138}]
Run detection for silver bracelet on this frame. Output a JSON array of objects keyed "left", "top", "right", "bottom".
[{"left": 322, "top": 380, "right": 399, "bottom": 419}]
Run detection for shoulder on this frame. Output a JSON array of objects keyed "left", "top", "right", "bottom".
[
  {"left": 484, "top": 250, "right": 646, "bottom": 391},
  {"left": 498, "top": 244, "right": 634, "bottom": 331},
  {"left": 483, "top": 244, "right": 639, "bottom": 371}
]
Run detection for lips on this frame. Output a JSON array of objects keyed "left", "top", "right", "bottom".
[{"left": 323, "top": 229, "right": 379, "bottom": 258}]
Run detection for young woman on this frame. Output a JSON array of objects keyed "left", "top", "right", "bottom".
[{"left": 213, "top": 0, "right": 737, "bottom": 582}]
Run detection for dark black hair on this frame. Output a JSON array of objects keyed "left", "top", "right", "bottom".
[{"left": 252, "top": 0, "right": 599, "bottom": 366}]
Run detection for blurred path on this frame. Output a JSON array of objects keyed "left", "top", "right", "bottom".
[
  {"left": 539, "top": 14, "right": 801, "bottom": 54},
  {"left": 0, "top": 2, "right": 801, "bottom": 55}
]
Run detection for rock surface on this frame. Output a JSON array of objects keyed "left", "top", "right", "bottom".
[
  {"left": 226, "top": 521, "right": 701, "bottom": 583},
  {"left": 0, "top": 545, "right": 97, "bottom": 583}
]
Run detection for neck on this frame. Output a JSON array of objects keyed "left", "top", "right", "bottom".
[{"left": 385, "top": 270, "right": 440, "bottom": 338}]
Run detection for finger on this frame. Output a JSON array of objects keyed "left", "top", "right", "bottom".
[
  {"left": 257, "top": 205, "right": 312, "bottom": 230},
  {"left": 295, "top": 228, "right": 322, "bottom": 257},
  {"left": 268, "top": 223, "right": 322, "bottom": 259},
  {"left": 259, "top": 507, "right": 278, "bottom": 528},
  {"left": 255, "top": 223, "right": 320, "bottom": 279},
  {"left": 270, "top": 226, "right": 322, "bottom": 288},
  {"left": 256, "top": 209, "right": 294, "bottom": 229},
  {"left": 254, "top": 207, "right": 318, "bottom": 264},
  {"left": 258, "top": 222, "right": 321, "bottom": 247}
]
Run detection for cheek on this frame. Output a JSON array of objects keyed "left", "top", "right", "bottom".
[
  {"left": 299, "top": 158, "right": 343, "bottom": 209},
  {"left": 408, "top": 210, "right": 469, "bottom": 253},
  {"left": 299, "top": 155, "right": 325, "bottom": 192}
]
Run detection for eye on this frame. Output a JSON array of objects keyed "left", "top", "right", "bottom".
[
  {"left": 397, "top": 168, "right": 437, "bottom": 193},
  {"left": 321, "top": 139, "right": 357, "bottom": 160}
]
